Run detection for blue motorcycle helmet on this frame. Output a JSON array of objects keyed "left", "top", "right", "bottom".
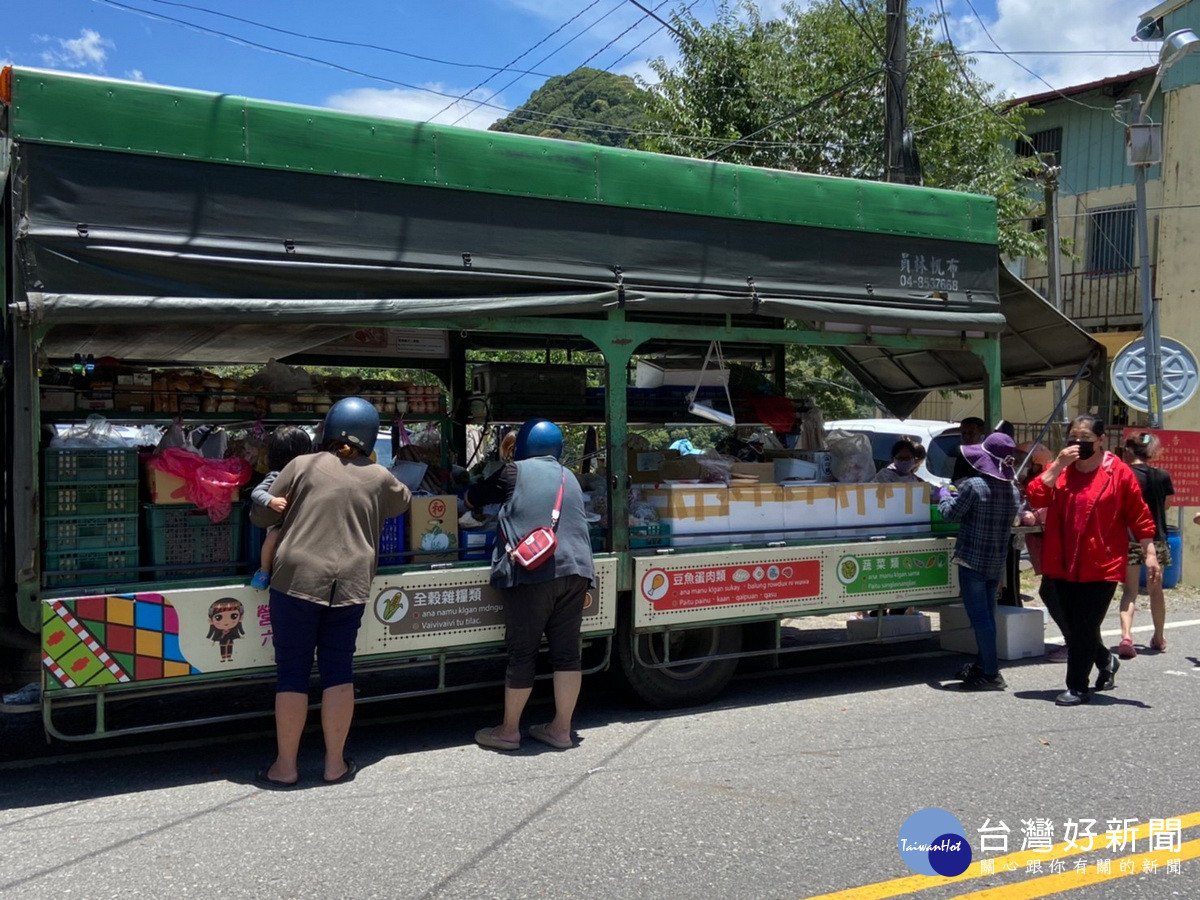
[
  {"left": 322, "top": 396, "right": 380, "bottom": 456},
  {"left": 514, "top": 418, "right": 563, "bottom": 460}
]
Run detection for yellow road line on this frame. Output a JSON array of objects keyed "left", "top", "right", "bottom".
[
  {"left": 947, "top": 838, "right": 1200, "bottom": 899},
  {"left": 806, "top": 811, "right": 1200, "bottom": 900}
]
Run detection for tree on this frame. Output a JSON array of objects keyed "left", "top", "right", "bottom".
[
  {"left": 490, "top": 67, "right": 652, "bottom": 147},
  {"left": 635, "top": 0, "right": 1043, "bottom": 260}
]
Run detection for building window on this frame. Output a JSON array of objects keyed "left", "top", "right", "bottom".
[
  {"left": 1087, "top": 205, "right": 1135, "bottom": 273},
  {"left": 1016, "top": 128, "right": 1063, "bottom": 165}
]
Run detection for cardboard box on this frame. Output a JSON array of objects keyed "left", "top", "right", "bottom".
[
  {"left": 781, "top": 484, "right": 839, "bottom": 538},
  {"left": 846, "top": 612, "right": 932, "bottom": 642},
  {"left": 727, "top": 484, "right": 785, "bottom": 543},
  {"left": 642, "top": 484, "right": 728, "bottom": 548},
  {"left": 938, "top": 604, "right": 1045, "bottom": 660},
  {"left": 730, "top": 462, "right": 774, "bottom": 482},
  {"left": 835, "top": 482, "right": 930, "bottom": 535},
  {"left": 407, "top": 495, "right": 459, "bottom": 562},
  {"left": 627, "top": 449, "right": 678, "bottom": 483},
  {"left": 659, "top": 456, "right": 704, "bottom": 481},
  {"left": 146, "top": 466, "right": 240, "bottom": 505},
  {"left": 40, "top": 388, "right": 77, "bottom": 412}
]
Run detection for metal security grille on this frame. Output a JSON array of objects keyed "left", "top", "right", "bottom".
[
  {"left": 1087, "top": 205, "right": 1136, "bottom": 273},
  {"left": 1016, "top": 127, "right": 1063, "bottom": 165}
]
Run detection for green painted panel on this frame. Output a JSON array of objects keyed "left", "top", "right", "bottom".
[{"left": 5, "top": 66, "right": 995, "bottom": 244}]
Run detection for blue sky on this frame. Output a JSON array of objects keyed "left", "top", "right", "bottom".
[{"left": 2, "top": 0, "right": 1163, "bottom": 128}]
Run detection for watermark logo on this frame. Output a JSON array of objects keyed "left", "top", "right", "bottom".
[{"left": 898, "top": 808, "right": 972, "bottom": 877}]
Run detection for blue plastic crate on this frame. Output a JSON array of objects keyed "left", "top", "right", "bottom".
[{"left": 379, "top": 514, "right": 407, "bottom": 566}]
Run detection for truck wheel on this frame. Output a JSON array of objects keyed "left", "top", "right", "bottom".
[{"left": 616, "top": 615, "right": 742, "bottom": 709}]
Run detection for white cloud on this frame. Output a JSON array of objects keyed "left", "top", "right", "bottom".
[
  {"left": 937, "top": 0, "right": 1160, "bottom": 98},
  {"left": 124, "top": 69, "right": 147, "bottom": 83},
  {"left": 324, "top": 86, "right": 505, "bottom": 130},
  {"left": 39, "top": 28, "right": 112, "bottom": 72}
]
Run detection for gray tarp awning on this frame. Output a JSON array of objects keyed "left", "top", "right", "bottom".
[
  {"left": 833, "top": 267, "right": 1104, "bottom": 417},
  {"left": 21, "top": 265, "right": 1100, "bottom": 421}
]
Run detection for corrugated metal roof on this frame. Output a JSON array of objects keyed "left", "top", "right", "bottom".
[{"left": 1010, "top": 67, "right": 1154, "bottom": 108}]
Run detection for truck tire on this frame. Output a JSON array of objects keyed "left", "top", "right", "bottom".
[{"left": 616, "top": 614, "right": 742, "bottom": 709}]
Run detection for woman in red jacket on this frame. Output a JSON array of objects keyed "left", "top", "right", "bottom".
[{"left": 1026, "top": 416, "right": 1159, "bottom": 706}]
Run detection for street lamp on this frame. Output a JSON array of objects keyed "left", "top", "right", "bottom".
[{"left": 1127, "top": 28, "right": 1200, "bottom": 427}]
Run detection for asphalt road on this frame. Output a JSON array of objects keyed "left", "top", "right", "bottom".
[{"left": 2, "top": 603, "right": 1198, "bottom": 899}]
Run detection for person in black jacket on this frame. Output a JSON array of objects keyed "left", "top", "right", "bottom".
[
  {"left": 1117, "top": 432, "right": 1175, "bottom": 658},
  {"left": 465, "top": 419, "right": 595, "bottom": 752}
]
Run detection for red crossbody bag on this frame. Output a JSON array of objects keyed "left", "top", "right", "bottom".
[{"left": 505, "top": 469, "right": 565, "bottom": 571}]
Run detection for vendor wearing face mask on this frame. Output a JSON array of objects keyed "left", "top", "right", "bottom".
[
  {"left": 1026, "top": 415, "right": 1158, "bottom": 707},
  {"left": 873, "top": 439, "right": 922, "bottom": 483}
]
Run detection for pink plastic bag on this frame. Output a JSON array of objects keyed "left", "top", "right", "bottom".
[{"left": 147, "top": 448, "right": 251, "bottom": 522}]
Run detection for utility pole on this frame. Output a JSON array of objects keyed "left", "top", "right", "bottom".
[
  {"left": 884, "top": 0, "right": 912, "bottom": 184},
  {"left": 1043, "top": 164, "right": 1067, "bottom": 447}
]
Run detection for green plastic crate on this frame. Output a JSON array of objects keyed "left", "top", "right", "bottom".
[
  {"left": 43, "top": 447, "right": 139, "bottom": 482},
  {"left": 43, "top": 546, "right": 140, "bottom": 587},
  {"left": 145, "top": 502, "right": 246, "bottom": 579},
  {"left": 43, "top": 481, "right": 140, "bottom": 517},
  {"left": 43, "top": 514, "right": 139, "bottom": 551}
]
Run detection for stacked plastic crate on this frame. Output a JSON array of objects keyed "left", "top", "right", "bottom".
[{"left": 42, "top": 447, "right": 141, "bottom": 586}]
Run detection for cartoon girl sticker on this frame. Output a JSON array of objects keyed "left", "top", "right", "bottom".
[{"left": 207, "top": 598, "right": 245, "bottom": 663}]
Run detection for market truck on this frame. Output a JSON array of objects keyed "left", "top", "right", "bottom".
[{"left": 0, "top": 66, "right": 1101, "bottom": 739}]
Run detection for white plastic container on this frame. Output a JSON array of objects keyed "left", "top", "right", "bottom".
[{"left": 938, "top": 604, "right": 1045, "bottom": 660}]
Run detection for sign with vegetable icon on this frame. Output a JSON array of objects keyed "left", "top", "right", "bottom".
[{"left": 838, "top": 550, "right": 949, "bottom": 594}]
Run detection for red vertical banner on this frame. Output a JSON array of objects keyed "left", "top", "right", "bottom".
[{"left": 1121, "top": 428, "right": 1200, "bottom": 505}]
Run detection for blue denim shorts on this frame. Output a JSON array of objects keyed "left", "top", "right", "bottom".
[{"left": 269, "top": 589, "right": 365, "bottom": 693}]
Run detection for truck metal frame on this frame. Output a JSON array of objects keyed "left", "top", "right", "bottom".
[{"left": 0, "top": 66, "right": 1100, "bottom": 739}]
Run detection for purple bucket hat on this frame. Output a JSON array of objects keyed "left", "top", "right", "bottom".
[{"left": 961, "top": 432, "right": 1017, "bottom": 481}]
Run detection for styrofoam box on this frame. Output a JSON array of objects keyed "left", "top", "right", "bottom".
[
  {"left": 642, "top": 484, "right": 728, "bottom": 548},
  {"left": 938, "top": 603, "right": 1045, "bottom": 660},
  {"left": 773, "top": 457, "right": 818, "bottom": 482},
  {"left": 781, "top": 484, "right": 839, "bottom": 538},
  {"left": 846, "top": 613, "right": 932, "bottom": 642},
  {"left": 727, "top": 484, "right": 785, "bottom": 543},
  {"left": 635, "top": 359, "right": 730, "bottom": 388},
  {"left": 835, "top": 482, "right": 930, "bottom": 535}
]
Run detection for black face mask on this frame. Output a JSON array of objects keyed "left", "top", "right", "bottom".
[{"left": 1068, "top": 439, "right": 1096, "bottom": 460}]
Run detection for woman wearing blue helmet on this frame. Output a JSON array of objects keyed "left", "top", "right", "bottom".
[
  {"left": 251, "top": 396, "right": 411, "bottom": 787},
  {"left": 465, "top": 418, "right": 594, "bottom": 751}
]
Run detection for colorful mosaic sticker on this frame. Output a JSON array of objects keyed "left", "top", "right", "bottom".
[{"left": 42, "top": 592, "right": 198, "bottom": 690}]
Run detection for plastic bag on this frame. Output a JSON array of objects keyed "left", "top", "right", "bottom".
[
  {"left": 49, "top": 414, "right": 126, "bottom": 448},
  {"left": 155, "top": 419, "right": 199, "bottom": 455},
  {"left": 244, "top": 359, "right": 313, "bottom": 393},
  {"left": 146, "top": 447, "right": 252, "bottom": 522},
  {"left": 826, "top": 429, "right": 875, "bottom": 483}
]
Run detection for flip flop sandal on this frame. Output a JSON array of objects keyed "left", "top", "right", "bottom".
[
  {"left": 529, "top": 722, "right": 574, "bottom": 750},
  {"left": 254, "top": 769, "right": 302, "bottom": 791},
  {"left": 475, "top": 727, "right": 520, "bottom": 752},
  {"left": 323, "top": 758, "right": 358, "bottom": 785},
  {"left": 1117, "top": 638, "right": 1137, "bottom": 659}
]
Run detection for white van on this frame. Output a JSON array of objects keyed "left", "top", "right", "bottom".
[{"left": 823, "top": 418, "right": 961, "bottom": 486}]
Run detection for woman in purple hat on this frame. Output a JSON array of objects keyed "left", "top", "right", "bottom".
[{"left": 933, "top": 431, "right": 1020, "bottom": 691}]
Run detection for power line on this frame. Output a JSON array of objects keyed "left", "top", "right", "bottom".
[
  {"left": 426, "top": 0, "right": 605, "bottom": 124},
  {"left": 95, "top": 0, "right": 514, "bottom": 113},
  {"left": 959, "top": 0, "right": 1112, "bottom": 112},
  {"left": 135, "top": 0, "right": 557, "bottom": 78},
  {"left": 445, "top": 0, "right": 630, "bottom": 127}
]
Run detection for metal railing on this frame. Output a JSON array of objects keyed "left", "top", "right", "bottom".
[{"left": 1023, "top": 266, "right": 1153, "bottom": 330}]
